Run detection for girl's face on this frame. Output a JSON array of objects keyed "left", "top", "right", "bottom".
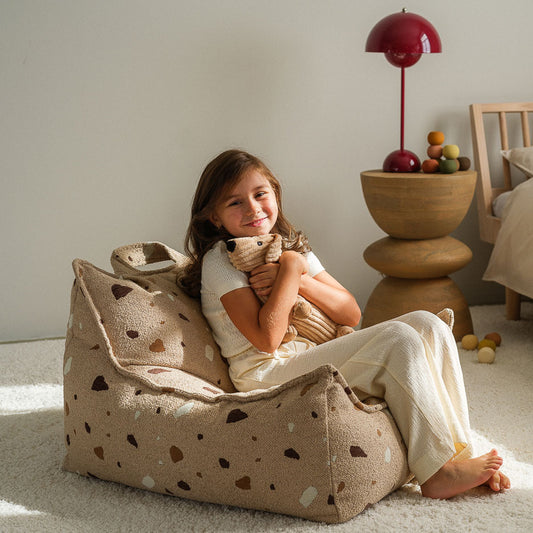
[{"left": 211, "top": 169, "right": 279, "bottom": 238}]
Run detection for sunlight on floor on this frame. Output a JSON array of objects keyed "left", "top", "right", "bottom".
[
  {"left": 0, "top": 384, "right": 62, "bottom": 414},
  {"left": 0, "top": 500, "right": 44, "bottom": 517}
]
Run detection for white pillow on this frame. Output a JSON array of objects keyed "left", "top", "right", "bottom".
[{"left": 501, "top": 146, "right": 533, "bottom": 178}]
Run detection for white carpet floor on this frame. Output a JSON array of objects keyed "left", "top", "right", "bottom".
[{"left": 1, "top": 303, "right": 532, "bottom": 532}]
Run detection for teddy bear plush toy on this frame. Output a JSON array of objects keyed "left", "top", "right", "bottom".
[{"left": 226, "top": 234, "right": 354, "bottom": 345}]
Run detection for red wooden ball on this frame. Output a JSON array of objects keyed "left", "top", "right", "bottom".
[{"left": 422, "top": 159, "right": 440, "bottom": 173}]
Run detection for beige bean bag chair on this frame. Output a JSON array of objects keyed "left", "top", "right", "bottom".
[{"left": 62, "top": 242, "right": 410, "bottom": 523}]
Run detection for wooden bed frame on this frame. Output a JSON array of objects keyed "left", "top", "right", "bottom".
[{"left": 470, "top": 102, "right": 533, "bottom": 319}]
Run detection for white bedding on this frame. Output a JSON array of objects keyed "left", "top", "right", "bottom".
[{"left": 483, "top": 178, "right": 533, "bottom": 298}]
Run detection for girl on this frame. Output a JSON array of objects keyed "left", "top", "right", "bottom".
[{"left": 181, "top": 149, "right": 510, "bottom": 500}]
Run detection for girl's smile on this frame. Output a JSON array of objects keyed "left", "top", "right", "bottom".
[{"left": 211, "top": 169, "right": 279, "bottom": 238}]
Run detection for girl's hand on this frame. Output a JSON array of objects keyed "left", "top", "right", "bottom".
[
  {"left": 278, "top": 250, "right": 309, "bottom": 275},
  {"left": 249, "top": 262, "right": 280, "bottom": 298}
]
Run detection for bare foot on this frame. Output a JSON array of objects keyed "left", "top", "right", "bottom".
[
  {"left": 421, "top": 449, "right": 504, "bottom": 499},
  {"left": 485, "top": 470, "right": 511, "bottom": 492}
]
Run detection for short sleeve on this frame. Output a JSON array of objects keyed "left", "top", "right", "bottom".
[
  {"left": 305, "top": 251, "right": 325, "bottom": 277},
  {"left": 202, "top": 241, "right": 250, "bottom": 299}
]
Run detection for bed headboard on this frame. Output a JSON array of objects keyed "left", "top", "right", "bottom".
[{"left": 469, "top": 102, "right": 533, "bottom": 244}]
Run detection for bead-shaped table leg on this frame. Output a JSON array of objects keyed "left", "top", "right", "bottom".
[{"left": 361, "top": 236, "right": 474, "bottom": 340}]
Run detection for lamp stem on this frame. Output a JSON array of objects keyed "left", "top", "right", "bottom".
[{"left": 400, "top": 66, "right": 405, "bottom": 152}]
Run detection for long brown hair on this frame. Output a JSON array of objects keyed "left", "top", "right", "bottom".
[{"left": 179, "top": 149, "right": 310, "bottom": 298}]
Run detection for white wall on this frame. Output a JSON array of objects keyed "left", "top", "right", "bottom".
[{"left": 2, "top": 0, "right": 532, "bottom": 341}]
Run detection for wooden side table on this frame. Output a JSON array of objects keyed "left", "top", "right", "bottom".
[{"left": 360, "top": 170, "right": 477, "bottom": 340}]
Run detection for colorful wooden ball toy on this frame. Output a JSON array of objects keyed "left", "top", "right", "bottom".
[
  {"left": 427, "top": 145, "right": 443, "bottom": 159},
  {"left": 461, "top": 334, "right": 478, "bottom": 350},
  {"left": 478, "top": 346, "right": 496, "bottom": 364},
  {"left": 427, "top": 131, "right": 445, "bottom": 145},
  {"left": 484, "top": 332, "right": 501, "bottom": 346},
  {"left": 478, "top": 338, "right": 497, "bottom": 351},
  {"left": 422, "top": 159, "right": 440, "bottom": 173},
  {"left": 457, "top": 156, "right": 471, "bottom": 171},
  {"left": 443, "top": 144, "right": 460, "bottom": 160},
  {"left": 439, "top": 158, "right": 458, "bottom": 174}
]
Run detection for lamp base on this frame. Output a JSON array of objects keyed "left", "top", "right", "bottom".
[{"left": 383, "top": 149, "right": 421, "bottom": 173}]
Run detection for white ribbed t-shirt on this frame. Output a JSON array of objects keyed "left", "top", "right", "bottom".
[{"left": 201, "top": 240, "right": 324, "bottom": 357}]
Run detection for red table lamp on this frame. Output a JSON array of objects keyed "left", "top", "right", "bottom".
[{"left": 366, "top": 9, "right": 442, "bottom": 172}]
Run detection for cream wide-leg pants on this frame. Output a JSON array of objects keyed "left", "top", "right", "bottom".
[{"left": 227, "top": 310, "right": 474, "bottom": 485}]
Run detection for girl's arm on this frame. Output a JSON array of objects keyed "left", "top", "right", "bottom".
[
  {"left": 249, "top": 263, "right": 361, "bottom": 328},
  {"left": 298, "top": 271, "right": 361, "bottom": 327},
  {"left": 221, "top": 251, "right": 308, "bottom": 353}
]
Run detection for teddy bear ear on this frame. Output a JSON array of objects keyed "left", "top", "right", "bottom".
[{"left": 226, "top": 240, "right": 236, "bottom": 253}]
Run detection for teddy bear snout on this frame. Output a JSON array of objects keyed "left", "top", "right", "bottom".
[{"left": 226, "top": 240, "right": 236, "bottom": 253}]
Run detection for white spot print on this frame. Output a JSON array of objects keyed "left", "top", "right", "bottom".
[
  {"left": 142, "top": 476, "right": 155, "bottom": 489},
  {"left": 63, "top": 357, "right": 72, "bottom": 376},
  {"left": 68, "top": 314, "right": 73, "bottom": 329},
  {"left": 134, "top": 411, "right": 141, "bottom": 420},
  {"left": 167, "top": 293, "right": 175, "bottom": 301},
  {"left": 299, "top": 486, "right": 318, "bottom": 508},
  {"left": 288, "top": 423, "right": 295, "bottom": 433},
  {"left": 158, "top": 460, "right": 163, "bottom": 465},
  {"left": 79, "top": 322, "right": 83, "bottom": 330},
  {"left": 385, "top": 446, "right": 391, "bottom": 463},
  {"left": 173, "top": 401, "right": 194, "bottom": 418},
  {"left": 205, "top": 345, "right": 214, "bottom": 362}
]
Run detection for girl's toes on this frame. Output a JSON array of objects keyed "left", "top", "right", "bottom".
[{"left": 488, "top": 472, "right": 501, "bottom": 491}]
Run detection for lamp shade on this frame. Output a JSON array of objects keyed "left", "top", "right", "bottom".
[{"left": 365, "top": 10, "right": 441, "bottom": 68}]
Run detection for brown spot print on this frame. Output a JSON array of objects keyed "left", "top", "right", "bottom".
[
  {"left": 170, "top": 446, "right": 184, "bottom": 463},
  {"left": 90, "top": 344, "right": 100, "bottom": 350},
  {"left": 177, "top": 481, "right": 191, "bottom": 491},
  {"left": 127, "top": 434, "right": 138, "bottom": 448},
  {"left": 219, "top": 458, "right": 230, "bottom": 468},
  {"left": 94, "top": 447, "right": 104, "bottom": 460},
  {"left": 300, "top": 381, "right": 318, "bottom": 396},
  {"left": 235, "top": 476, "right": 251, "bottom": 490},
  {"left": 147, "top": 368, "right": 171, "bottom": 374},
  {"left": 65, "top": 402, "right": 69, "bottom": 416},
  {"left": 178, "top": 313, "right": 190, "bottom": 322},
  {"left": 196, "top": 472, "right": 202, "bottom": 478},
  {"left": 181, "top": 341, "right": 186, "bottom": 348},
  {"left": 350, "top": 445, "right": 367, "bottom": 458},
  {"left": 255, "top": 458, "right": 261, "bottom": 463},
  {"left": 106, "top": 411, "right": 111, "bottom": 416},
  {"left": 251, "top": 436, "right": 257, "bottom": 441},
  {"left": 149, "top": 339, "right": 165, "bottom": 352},
  {"left": 161, "top": 387, "right": 175, "bottom": 393},
  {"left": 311, "top": 411, "right": 318, "bottom": 418},
  {"left": 111, "top": 284, "right": 133, "bottom": 300},
  {"left": 377, "top": 429, "right": 382, "bottom": 436},
  {"left": 91, "top": 375, "right": 109, "bottom": 391},
  {"left": 328, "top": 495, "right": 335, "bottom": 505},
  {"left": 161, "top": 321, "right": 165, "bottom": 324},
  {"left": 270, "top": 484, "right": 275, "bottom": 490},
  {"left": 66, "top": 434, "right": 70, "bottom": 446},
  {"left": 85, "top": 422, "right": 91, "bottom": 433},
  {"left": 284, "top": 448, "right": 300, "bottom": 460},
  {"left": 126, "top": 330, "right": 139, "bottom": 339},
  {"left": 156, "top": 407, "right": 161, "bottom": 414},
  {"left": 135, "top": 390, "right": 142, "bottom": 395},
  {"left": 117, "top": 462, "right": 122, "bottom": 468},
  {"left": 337, "top": 482, "right": 345, "bottom": 493},
  {"left": 372, "top": 480, "right": 377, "bottom": 485},
  {"left": 344, "top": 387, "right": 353, "bottom": 396},
  {"left": 226, "top": 409, "right": 248, "bottom": 423}
]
